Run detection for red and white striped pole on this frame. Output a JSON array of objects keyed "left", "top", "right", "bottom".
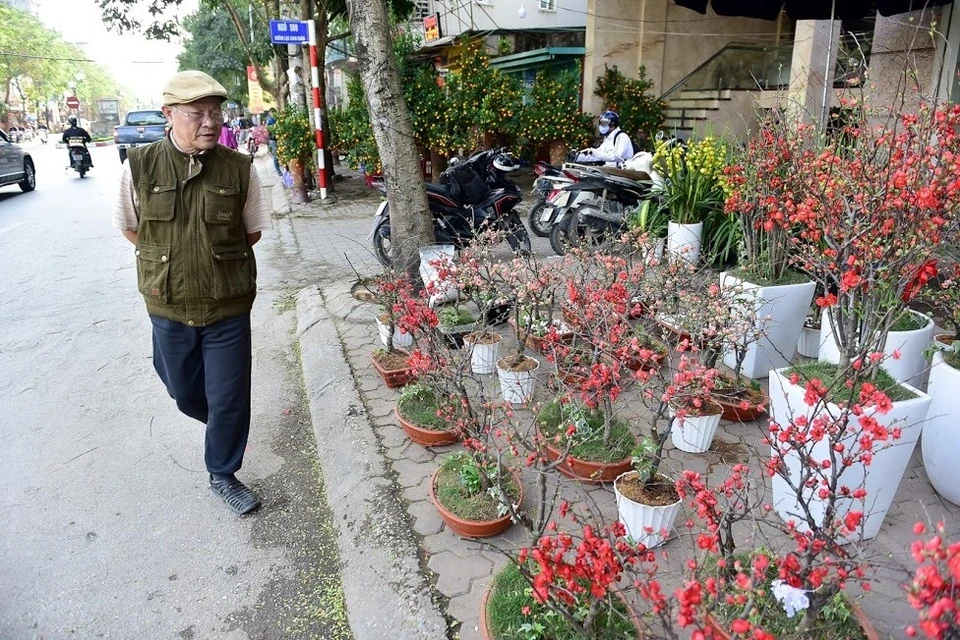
[{"left": 306, "top": 19, "right": 328, "bottom": 200}]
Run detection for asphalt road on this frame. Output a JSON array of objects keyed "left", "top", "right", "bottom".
[{"left": 0, "top": 142, "right": 350, "bottom": 639}]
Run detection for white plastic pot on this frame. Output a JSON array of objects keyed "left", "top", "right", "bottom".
[
  {"left": 671, "top": 407, "right": 722, "bottom": 453},
  {"left": 666, "top": 221, "right": 703, "bottom": 264},
  {"left": 464, "top": 334, "right": 501, "bottom": 375},
  {"left": 922, "top": 351, "right": 960, "bottom": 506},
  {"left": 769, "top": 367, "right": 931, "bottom": 540},
  {"left": 377, "top": 318, "right": 413, "bottom": 349},
  {"left": 818, "top": 310, "right": 934, "bottom": 388},
  {"left": 496, "top": 357, "right": 540, "bottom": 404},
  {"left": 721, "top": 273, "right": 816, "bottom": 379},
  {"left": 419, "top": 244, "right": 458, "bottom": 307},
  {"left": 934, "top": 334, "right": 956, "bottom": 352},
  {"left": 797, "top": 325, "right": 822, "bottom": 359},
  {"left": 614, "top": 471, "right": 681, "bottom": 549}
]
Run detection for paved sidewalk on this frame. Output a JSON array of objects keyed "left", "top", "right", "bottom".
[{"left": 281, "top": 170, "right": 960, "bottom": 639}]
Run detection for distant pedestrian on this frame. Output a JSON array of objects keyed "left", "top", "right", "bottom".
[
  {"left": 264, "top": 109, "right": 282, "bottom": 176},
  {"left": 218, "top": 121, "right": 238, "bottom": 149},
  {"left": 112, "top": 70, "right": 271, "bottom": 516}
]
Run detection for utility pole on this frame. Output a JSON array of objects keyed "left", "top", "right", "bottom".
[{"left": 345, "top": 0, "right": 434, "bottom": 279}]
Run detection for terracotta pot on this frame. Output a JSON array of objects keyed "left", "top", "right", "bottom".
[
  {"left": 539, "top": 427, "right": 636, "bottom": 484},
  {"left": 428, "top": 468, "right": 521, "bottom": 538},
  {"left": 479, "top": 579, "right": 644, "bottom": 640},
  {"left": 705, "top": 601, "right": 879, "bottom": 640},
  {"left": 715, "top": 395, "right": 767, "bottom": 422},
  {"left": 395, "top": 407, "right": 458, "bottom": 447},
  {"left": 370, "top": 350, "right": 414, "bottom": 389}
]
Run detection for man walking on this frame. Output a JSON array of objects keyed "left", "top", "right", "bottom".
[{"left": 112, "top": 70, "right": 270, "bottom": 515}]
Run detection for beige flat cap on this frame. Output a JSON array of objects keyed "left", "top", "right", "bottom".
[{"left": 163, "top": 70, "right": 228, "bottom": 105}]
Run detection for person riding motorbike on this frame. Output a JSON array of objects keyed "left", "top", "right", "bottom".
[
  {"left": 576, "top": 110, "right": 634, "bottom": 167},
  {"left": 62, "top": 116, "right": 93, "bottom": 167}
]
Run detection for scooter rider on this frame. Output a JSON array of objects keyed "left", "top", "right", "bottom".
[
  {"left": 576, "top": 110, "right": 634, "bottom": 167},
  {"left": 62, "top": 115, "right": 93, "bottom": 166}
]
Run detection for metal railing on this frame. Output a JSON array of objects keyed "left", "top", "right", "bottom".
[{"left": 661, "top": 33, "right": 873, "bottom": 102}]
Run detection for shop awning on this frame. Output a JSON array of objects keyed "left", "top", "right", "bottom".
[
  {"left": 489, "top": 47, "right": 586, "bottom": 72},
  {"left": 673, "top": 0, "right": 952, "bottom": 20}
]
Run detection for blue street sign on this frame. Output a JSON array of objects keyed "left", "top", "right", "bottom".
[{"left": 270, "top": 20, "right": 309, "bottom": 44}]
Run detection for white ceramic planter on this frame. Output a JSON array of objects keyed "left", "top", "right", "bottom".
[
  {"left": 797, "top": 325, "right": 822, "bottom": 359},
  {"left": 497, "top": 358, "right": 540, "bottom": 404},
  {"left": 922, "top": 351, "right": 960, "bottom": 506},
  {"left": 377, "top": 318, "right": 414, "bottom": 349},
  {"left": 464, "top": 334, "right": 501, "bottom": 375},
  {"left": 614, "top": 471, "right": 682, "bottom": 549},
  {"left": 671, "top": 407, "right": 722, "bottom": 453},
  {"left": 721, "top": 273, "right": 816, "bottom": 379},
  {"left": 769, "top": 367, "right": 931, "bottom": 540},
  {"left": 666, "top": 221, "right": 703, "bottom": 264},
  {"left": 818, "top": 310, "right": 934, "bottom": 388}
]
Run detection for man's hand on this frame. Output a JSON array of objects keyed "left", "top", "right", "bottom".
[
  {"left": 121, "top": 229, "right": 138, "bottom": 245},
  {"left": 246, "top": 231, "right": 262, "bottom": 246}
]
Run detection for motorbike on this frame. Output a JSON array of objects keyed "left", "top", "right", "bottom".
[
  {"left": 527, "top": 161, "right": 579, "bottom": 237},
  {"left": 548, "top": 163, "right": 657, "bottom": 256},
  {"left": 370, "top": 148, "right": 531, "bottom": 269},
  {"left": 39, "top": 129, "right": 48, "bottom": 144},
  {"left": 67, "top": 137, "right": 92, "bottom": 178}
]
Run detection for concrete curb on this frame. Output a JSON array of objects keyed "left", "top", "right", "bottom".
[{"left": 296, "top": 286, "right": 446, "bottom": 640}]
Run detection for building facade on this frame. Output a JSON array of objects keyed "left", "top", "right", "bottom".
[{"left": 582, "top": 0, "right": 958, "bottom": 140}]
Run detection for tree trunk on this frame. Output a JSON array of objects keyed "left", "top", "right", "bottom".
[{"left": 346, "top": 0, "right": 434, "bottom": 279}]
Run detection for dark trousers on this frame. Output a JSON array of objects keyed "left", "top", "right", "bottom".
[{"left": 150, "top": 314, "right": 252, "bottom": 475}]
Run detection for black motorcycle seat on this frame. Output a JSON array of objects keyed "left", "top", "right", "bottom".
[{"left": 426, "top": 182, "right": 453, "bottom": 198}]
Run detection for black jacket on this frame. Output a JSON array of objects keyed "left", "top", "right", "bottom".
[{"left": 62, "top": 126, "right": 91, "bottom": 145}]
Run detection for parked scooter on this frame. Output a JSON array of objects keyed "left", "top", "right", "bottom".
[
  {"left": 548, "top": 161, "right": 657, "bottom": 255},
  {"left": 528, "top": 161, "right": 579, "bottom": 237},
  {"left": 66, "top": 136, "right": 93, "bottom": 178},
  {"left": 370, "top": 148, "right": 531, "bottom": 268}
]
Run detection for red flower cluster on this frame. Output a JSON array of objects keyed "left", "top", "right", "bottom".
[
  {"left": 906, "top": 522, "right": 960, "bottom": 639},
  {"left": 518, "top": 523, "right": 640, "bottom": 609}
]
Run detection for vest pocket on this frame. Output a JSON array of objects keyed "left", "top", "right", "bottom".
[
  {"left": 136, "top": 242, "right": 171, "bottom": 303},
  {"left": 210, "top": 243, "right": 254, "bottom": 300},
  {"left": 203, "top": 184, "right": 241, "bottom": 225},
  {"left": 142, "top": 184, "right": 176, "bottom": 221}
]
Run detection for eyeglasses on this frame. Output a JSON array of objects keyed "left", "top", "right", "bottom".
[{"left": 172, "top": 106, "right": 224, "bottom": 124}]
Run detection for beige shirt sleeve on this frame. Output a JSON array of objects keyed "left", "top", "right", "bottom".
[
  {"left": 112, "top": 162, "right": 140, "bottom": 231},
  {"left": 113, "top": 162, "right": 271, "bottom": 233},
  {"left": 243, "top": 166, "right": 271, "bottom": 233}
]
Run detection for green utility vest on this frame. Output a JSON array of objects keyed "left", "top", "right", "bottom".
[{"left": 129, "top": 137, "right": 256, "bottom": 327}]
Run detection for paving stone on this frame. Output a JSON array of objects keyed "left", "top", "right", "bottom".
[
  {"left": 428, "top": 551, "right": 493, "bottom": 598},
  {"left": 391, "top": 456, "right": 433, "bottom": 489},
  {"left": 447, "top": 591, "right": 484, "bottom": 640},
  {"left": 421, "top": 531, "right": 449, "bottom": 556},
  {"left": 379, "top": 425, "right": 409, "bottom": 451},
  {"left": 407, "top": 498, "right": 445, "bottom": 537},
  {"left": 401, "top": 440, "right": 440, "bottom": 464}
]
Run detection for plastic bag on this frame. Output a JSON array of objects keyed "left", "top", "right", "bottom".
[{"left": 281, "top": 170, "right": 293, "bottom": 188}]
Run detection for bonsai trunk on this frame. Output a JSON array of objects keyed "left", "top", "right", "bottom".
[{"left": 641, "top": 401, "right": 671, "bottom": 486}]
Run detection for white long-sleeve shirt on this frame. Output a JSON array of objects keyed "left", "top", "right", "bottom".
[{"left": 577, "top": 128, "right": 634, "bottom": 166}]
